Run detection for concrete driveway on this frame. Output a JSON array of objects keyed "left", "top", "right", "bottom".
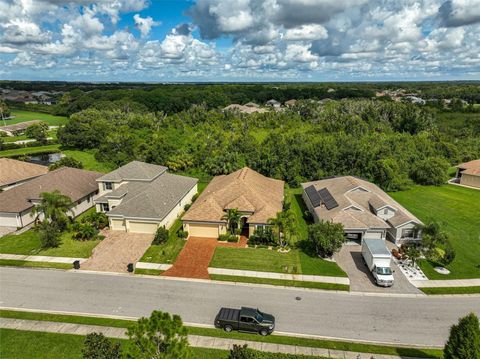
[
  {"left": 334, "top": 244, "right": 421, "bottom": 294},
  {"left": 81, "top": 230, "right": 153, "bottom": 273}
]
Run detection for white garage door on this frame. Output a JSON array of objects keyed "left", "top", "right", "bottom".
[
  {"left": 0, "top": 212, "right": 19, "bottom": 227},
  {"left": 110, "top": 218, "right": 126, "bottom": 231},
  {"left": 128, "top": 221, "right": 159, "bottom": 234},
  {"left": 188, "top": 224, "right": 219, "bottom": 238},
  {"left": 364, "top": 231, "right": 384, "bottom": 239}
]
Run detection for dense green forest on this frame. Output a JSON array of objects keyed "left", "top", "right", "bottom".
[{"left": 57, "top": 98, "right": 480, "bottom": 190}]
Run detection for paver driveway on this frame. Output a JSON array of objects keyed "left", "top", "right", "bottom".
[
  {"left": 162, "top": 236, "right": 248, "bottom": 279},
  {"left": 81, "top": 230, "right": 153, "bottom": 273},
  {"left": 334, "top": 244, "right": 422, "bottom": 294}
]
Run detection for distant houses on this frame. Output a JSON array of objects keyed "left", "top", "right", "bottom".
[
  {"left": 222, "top": 103, "right": 267, "bottom": 114},
  {"left": 0, "top": 120, "right": 42, "bottom": 136}
]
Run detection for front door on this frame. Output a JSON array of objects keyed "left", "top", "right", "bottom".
[{"left": 240, "top": 217, "right": 249, "bottom": 237}]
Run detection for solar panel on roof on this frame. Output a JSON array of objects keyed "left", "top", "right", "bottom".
[
  {"left": 305, "top": 185, "right": 321, "bottom": 207},
  {"left": 318, "top": 187, "right": 339, "bottom": 210}
]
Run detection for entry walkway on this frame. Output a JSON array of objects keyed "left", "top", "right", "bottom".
[
  {"left": 81, "top": 230, "right": 153, "bottom": 273},
  {"left": 0, "top": 318, "right": 426, "bottom": 359},
  {"left": 162, "top": 236, "right": 247, "bottom": 279}
]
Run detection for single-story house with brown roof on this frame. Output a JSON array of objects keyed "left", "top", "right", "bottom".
[
  {"left": 302, "top": 176, "right": 422, "bottom": 246},
  {"left": 0, "top": 158, "right": 48, "bottom": 191},
  {"left": 182, "top": 167, "right": 284, "bottom": 238},
  {"left": 455, "top": 159, "right": 480, "bottom": 189},
  {"left": 0, "top": 120, "right": 42, "bottom": 136},
  {"left": 0, "top": 167, "right": 101, "bottom": 228},
  {"left": 94, "top": 161, "right": 198, "bottom": 234}
]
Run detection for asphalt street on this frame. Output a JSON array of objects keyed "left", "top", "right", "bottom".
[{"left": 1, "top": 267, "right": 479, "bottom": 347}]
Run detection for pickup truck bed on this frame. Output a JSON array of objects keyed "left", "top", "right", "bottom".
[{"left": 216, "top": 307, "right": 240, "bottom": 323}]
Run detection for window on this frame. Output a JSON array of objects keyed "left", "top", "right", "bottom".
[
  {"left": 383, "top": 208, "right": 388, "bottom": 214},
  {"left": 401, "top": 228, "right": 414, "bottom": 238},
  {"left": 101, "top": 203, "right": 110, "bottom": 212},
  {"left": 240, "top": 317, "right": 253, "bottom": 323},
  {"left": 104, "top": 182, "right": 113, "bottom": 190}
]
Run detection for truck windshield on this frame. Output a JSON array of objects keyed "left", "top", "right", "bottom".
[{"left": 376, "top": 267, "right": 392, "bottom": 275}]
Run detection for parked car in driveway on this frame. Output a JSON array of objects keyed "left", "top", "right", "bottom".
[{"left": 214, "top": 307, "right": 275, "bottom": 336}]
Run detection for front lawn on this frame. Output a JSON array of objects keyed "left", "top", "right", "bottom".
[
  {"left": 210, "top": 247, "right": 346, "bottom": 277},
  {"left": 390, "top": 185, "right": 480, "bottom": 279},
  {"left": 0, "top": 229, "right": 100, "bottom": 258},
  {"left": 5, "top": 110, "right": 68, "bottom": 126},
  {"left": 140, "top": 219, "right": 186, "bottom": 264},
  {"left": 420, "top": 286, "right": 480, "bottom": 295},
  {"left": 62, "top": 150, "right": 114, "bottom": 173}
]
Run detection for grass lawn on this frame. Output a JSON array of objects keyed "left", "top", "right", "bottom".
[
  {"left": 134, "top": 268, "right": 164, "bottom": 276},
  {"left": 140, "top": 219, "right": 186, "bottom": 263},
  {"left": 2, "top": 129, "right": 57, "bottom": 143},
  {"left": 210, "top": 247, "right": 346, "bottom": 277},
  {"left": 0, "top": 144, "right": 60, "bottom": 157},
  {"left": 0, "top": 310, "right": 442, "bottom": 359},
  {"left": 5, "top": 110, "right": 68, "bottom": 126},
  {"left": 420, "top": 286, "right": 480, "bottom": 295},
  {"left": 0, "top": 229, "right": 100, "bottom": 258},
  {"left": 390, "top": 185, "right": 480, "bottom": 279},
  {"left": 211, "top": 274, "right": 349, "bottom": 291},
  {"left": 0, "top": 329, "right": 228, "bottom": 359},
  {"left": 62, "top": 150, "right": 114, "bottom": 173},
  {"left": 0, "top": 259, "right": 71, "bottom": 269}
]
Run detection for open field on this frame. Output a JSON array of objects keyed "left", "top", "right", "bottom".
[
  {"left": 62, "top": 150, "right": 114, "bottom": 173},
  {"left": 390, "top": 185, "right": 480, "bottom": 279},
  {"left": 0, "top": 229, "right": 100, "bottom": 258},
  {"left": 3, "top": 110, "right": 67, "bottom": 126},
  {"left": 0, "top": 310, "right": 443, "bottom": 358}
]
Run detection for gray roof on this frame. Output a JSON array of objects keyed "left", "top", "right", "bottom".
[
  {"left": 97, "top": 161, "right": 167, "bottom": 182},
  {"left": 105, "top": 173, "right": 197, "bottom": 221}
]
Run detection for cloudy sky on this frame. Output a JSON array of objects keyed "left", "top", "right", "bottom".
[{"left": 0, "top": 0, "right": 479, "bottom": 82}]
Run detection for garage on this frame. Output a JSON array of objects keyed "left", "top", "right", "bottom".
[
  {"left": 187, "top": 223, "right": 219, "bottom": 238},
  {"left": 364, "top": 230, "right": 384, "bottom": 240},
  {"left": 128, "top": 221, "right": 159, "bottom": 234},
  {"left": 110, "top": 218, "right": 126, "bottom": 231},
  {"left": 0, "top": 212, "right": 18, "bottom": 227}
]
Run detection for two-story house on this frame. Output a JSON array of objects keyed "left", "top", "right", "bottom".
[{"left": 95, "top": 161, "right": 198, "bottom": 234}]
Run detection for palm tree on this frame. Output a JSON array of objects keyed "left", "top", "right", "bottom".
[
  {"left": 268, "top": 209, "right": 297, "bottom": 248},
  {"left": 268, "top": 212, "right": 285, "bottom": 247},
  {"left": 222, "top": 208, "right": 241, "bottom": 235},
  {"left": 32, "top": 190, "right": 74, "bottom": 228}
]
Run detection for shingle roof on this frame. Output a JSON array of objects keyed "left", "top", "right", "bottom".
[
  {"left": 97, "top": 161, "right": 167, "bottom": 182},
  {"left": 0, "top": 167, "right": 102, "bottom": 213},
  {"left": 0, "top": 158, "right": 48, "bottom": 187},
  {"left": 105, "top": 172, "right": 197, "bottom": 220},
  {"left": 456, "top": 159, "right": 480, "bottom": 170},
  {"left": 182, "top": 167, "right": 284, "bottom": 224},
  {"left": 0, "top": 120, "right": 42, "bottom": 133},
  {"left": 301, "top": 176, "right": 421, "bottom": 230}
]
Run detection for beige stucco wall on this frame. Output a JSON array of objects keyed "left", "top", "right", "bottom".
[
  {"left": 460, "top": 174, "right": 480, "bottom": 188},
  {"left": 388, "top": 221, "right": 421, "bottom": 245}
]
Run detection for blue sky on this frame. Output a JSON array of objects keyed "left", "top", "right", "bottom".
[{"left": 0, "top": 0, "right": 479, "bottom": 82}]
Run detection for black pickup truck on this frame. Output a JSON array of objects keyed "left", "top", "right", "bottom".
[{"left": 214, "top": 307, "right": 275, "bottom": 336}]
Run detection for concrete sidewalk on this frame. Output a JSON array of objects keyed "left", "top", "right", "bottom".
[
  {"left": 0, "top": 253, "right": 86, "bottom": 264},
  {"left": 412, "top": 278, "right": 480, "bottom": 288},
  {"left": 136, "top": 262, "right": 172, "bottom": 270},
  {"left": 208, "top": 267, "right": 350, "bottom": 285},
  {"left": 0, "top": 317, "right": 426, "bottom": 359}
]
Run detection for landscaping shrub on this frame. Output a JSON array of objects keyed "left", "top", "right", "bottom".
[
  {"left": 82, "top": 332, "right": 122, "bottom": 359},
  {"left": 177, "top": 229, "right": 188, "bottom": 239},
  {"left": 49, "top": 156, "right": 84, "bottom": 170},
  {"left": 228, "top": 344, "right": 315, "bottom": 358},
  {"left": 307, "top": 221, "right": 345, "bottom": 258},
  {"left": 73, "top": 223, "right": 99, "bottom": 241},
  {"left": 37, "top": 221, "right": 61, "bottom": 248},
  {"left": 218, "top": 234, "right": 237, "bottom": 242},
  {"left": 184, "top": 203, "right": 191, "bottom": 211},
  {"left": 249, "top": 227, "right": 276, "bottom": 246},
  {"left": 444, "top": 313, "right": 480, "bottom": 359},
  {"left": 153, "top": 226, "right": 169, "bottom": 245},
  {"left": 441, "top": 240, "right": 456, "bottom": 266},
  {"left": 82, "top": 211, "right": 109, "bottom": 230}
]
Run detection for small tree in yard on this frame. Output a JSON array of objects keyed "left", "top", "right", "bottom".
[
  {"left": 410, "top": 157, "right": 449, "bottom": 186},
  {"left": 228, "top": 344, "right": 255, "bottom": 359},
  {"left": 222, "top": 208, "right": 241, "bottom": 235},
  {"left": 74, "top": 222, "right": 98, "bottom": 241},
  {"left": 444, "top": 313, "right": 480, "bottom": 359},
  {"left": 82, "top": 332, "right": 122, "bottom": 359},
  {"left": 153, "top": 226, "right": 169, "bottom": 245},
  {"left": 37, "top": 221, "right": 61, "bottom": 248},
  {"left": 25, "top": 122, "right": 49, "bottom": 144},
  {"left": 49, "top": 156, "right": 84, "bottom": 171},
  {"left": 125, "top": 310, "right": 190, "bottom": 359},
  {"left": 32, "top": 190, "right": 74, "bottom": 231},
  {"left": 403, "top": 243, "right": 421, "bottom": 267},
  {"left": 307, "top": 221, "right": 345, "bottom": 258}
]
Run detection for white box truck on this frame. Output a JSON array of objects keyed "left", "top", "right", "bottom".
[{"left": 362, "top": 238, "right": 394, "bottom": 287}]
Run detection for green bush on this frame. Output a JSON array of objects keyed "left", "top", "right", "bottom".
[
  {"left": 49, "top": 156, "right": 84, "bottom": 171},
  {"left": 177, "top": 229, "right": 188, "bottom": 239},
  {"left": 82, "top": 332, "right": 122, "bottom": 359},
  {"left": 73, "top": 223, "right": 99, "bottom": 241},
  {"left": 184, "top": 203, "right": 191, "bottom": 211},
  {"left": 249, "top": 227, "right": 276, "bottom": 246},
  {"left": 444, "top": 313, "right": 480, "bottom": 359},
  {"left": 410, "top": 157, "right": 449, "bottom": 185},
  {"left": 218, "top": 234, "right": 237, "bottom": 242},
  {"left": 82, "top": 211, "right": 109, "bottom": 230},
  {"left": 153, "top": 226, "right": 169, "bottom": 245},
  {"left": 441, "top": 240, "right": 456, "bottom": 266},
  {"left": 37, "top": 221, "right": 61, "bottom": 248}
]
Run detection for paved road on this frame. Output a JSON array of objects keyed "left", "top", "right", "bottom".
[{"left": 1, "top": 267, "right": 479, "bottom": 347}]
